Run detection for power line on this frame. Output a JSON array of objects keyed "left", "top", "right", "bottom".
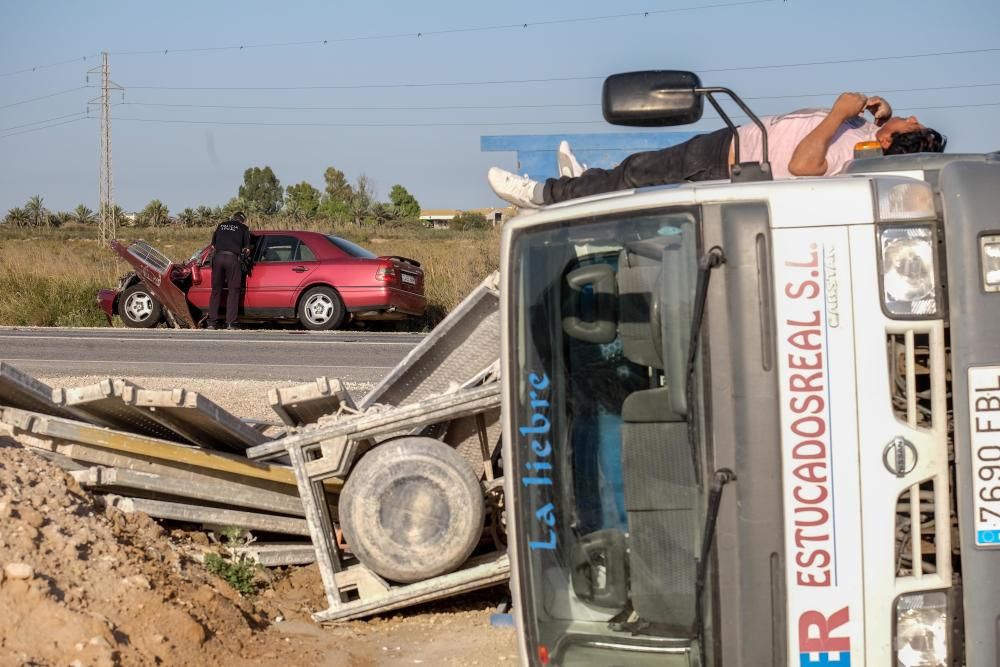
[
  {"left": 112, "top": 116, "right": 608, "bottom": 128},
  {"left": 0, "top": 2, "right": 776, "bottom": 81},
  {"left": 125, "top": 75, "right": 601, "bottom": 91},
  {"left": 0, "top": 115, "right": 92, "bottom": 140},
  {"left": 0, "top": 111, "right": 90, "bottom": 133},
  {"left": 120, "top": 45, "right": 1000, "bottom": 91},
  {"left": 120, "top": 101, "right": 598, "bottom": 111},
  {"left": 700, "top": 46, "right": 1000, "bottom": 74},
  {"left": 744, "top": 81, "right": 1000, "bottom": 100},
  {"left": 0, "top": 53, "right": 101, "bottom": 79},
  {"left": 0, "top": 86, "right": 90, "bottom": 110},
  {"left": 108, "top": 0, "right": 776, "bottom": 56},
  {"left": 116, "top": 82, "right": 1000, "bottom": 113},
  {"left": 109, "top": 101, "right": 1000, "bottom": 131}
]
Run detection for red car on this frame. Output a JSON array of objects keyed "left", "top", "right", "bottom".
[{"left": 97, "top": 231, "right": 426, "bottom": 330}]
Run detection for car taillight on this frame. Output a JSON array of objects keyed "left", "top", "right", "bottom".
[{"left": 375, "top": 266, "right": 397, "bottom": 282}]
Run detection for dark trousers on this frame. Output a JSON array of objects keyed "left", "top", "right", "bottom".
[
  {"left": 208, "top": 251, "right": 243, "bottom": 326},
  {"left": 543, "top": 128, "right": 734, "bottom": 203}
]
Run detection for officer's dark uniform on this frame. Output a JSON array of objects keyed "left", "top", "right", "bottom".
[{"left": 208, "top": 215, "right": 252, "bottom": 329}]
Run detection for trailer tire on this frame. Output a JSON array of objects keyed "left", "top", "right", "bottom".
[
  {"left": 119, "top": 284, "right": 163, "bottom": 328},
  {"left": 338, "top": 437, "right": 484, "bottom": 584}
]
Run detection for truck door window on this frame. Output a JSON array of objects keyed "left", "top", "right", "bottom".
[{"left": 508, "top": 207, "right": 705, "bottom": 664}]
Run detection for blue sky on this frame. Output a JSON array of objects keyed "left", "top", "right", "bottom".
[{"left": 1, "top": 0, "right": 998, "bottom": 214}]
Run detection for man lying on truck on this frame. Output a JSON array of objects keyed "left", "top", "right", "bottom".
[{"left": 488, "top": 92, "right": 946, "bottom": 208}]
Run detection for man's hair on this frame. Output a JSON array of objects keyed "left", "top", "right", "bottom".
[
  {"left": 885, "top": 128, "right": 947, "bottom": 156},
  {"left": 231, "top": 211, "right": 247, "bottom": 223}
]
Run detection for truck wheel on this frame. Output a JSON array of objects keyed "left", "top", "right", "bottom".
[
  {"left": 338, "top": 437, "right": 485, "bottom": 583},
  {"left": 297, "top": 286, "right": 345, "bottom": 330},
  {"left": 119, "top": 284, "right": 163, "bottom": 328}
]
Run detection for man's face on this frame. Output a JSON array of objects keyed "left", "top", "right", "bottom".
[{"left": 876, "top": 116, "right": 926, "bottom": 149}]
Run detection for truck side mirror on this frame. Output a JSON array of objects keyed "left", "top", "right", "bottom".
[{"left": 602, "top": 71, "right": 704, "bottom": 127}]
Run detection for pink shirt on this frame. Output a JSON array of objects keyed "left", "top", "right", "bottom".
[{"left": 735, "top": 110, "right": 879, "bottom": 179}]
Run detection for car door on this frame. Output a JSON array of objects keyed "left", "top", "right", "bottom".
[
  {"left": 243, "top": 234, "right": 317, "bottom": 315},
  {"left": 186, "top": 245, "right": 217, "bottom": 311}
]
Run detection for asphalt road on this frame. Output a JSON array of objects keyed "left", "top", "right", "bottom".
[{"left": 0, "top": 327, "right": 423, "bottom": 382}]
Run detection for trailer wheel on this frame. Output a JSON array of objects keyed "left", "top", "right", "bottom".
[
  {"left": 339, "top": 437, "right": 484, "bottom": 584},
  {"left": 119, "top": 284, "right": 163, "bottom": 328}
]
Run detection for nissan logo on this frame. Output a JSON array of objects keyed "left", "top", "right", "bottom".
[{"left": 883, "top": 437, "right": 918, "bottom": 477}]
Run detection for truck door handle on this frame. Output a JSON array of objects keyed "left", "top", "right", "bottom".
[{"left": 292, "top": 266, "right": 309, "bottom": 273}]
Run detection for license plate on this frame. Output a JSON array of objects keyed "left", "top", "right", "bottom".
[
  {"left": 401, "top": 273, "right": 417, "bottom": 285},
  {"left": 968, "top": 366, "right": 1000, "bottom": 547}
]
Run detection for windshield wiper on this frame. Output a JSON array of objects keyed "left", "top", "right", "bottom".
[
  {"left": 684, "top": 246, "right": 725, "bottom": 485},
  {"left": 694, "top": 468, "right": 737, "bottom": 647}
]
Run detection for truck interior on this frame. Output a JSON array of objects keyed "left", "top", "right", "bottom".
[{"left": 511, "top": 207, "right": 710, "bottom": 665}]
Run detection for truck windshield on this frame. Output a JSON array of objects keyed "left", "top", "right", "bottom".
[{"left": 508, "top": 207, "right": 706, "bottom": 666}]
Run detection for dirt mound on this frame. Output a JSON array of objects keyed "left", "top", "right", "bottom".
[{"left": 0, "top": 436, "right": 321, "bottom": 666}]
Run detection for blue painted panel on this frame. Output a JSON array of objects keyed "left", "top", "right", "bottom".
[{"left": 481, "top": 132, "right": 700, "bottom": 182}]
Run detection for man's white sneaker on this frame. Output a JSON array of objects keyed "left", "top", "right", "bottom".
[
  {"left": 488, "top": 167, "right": 542, "bottom": 209},
  {"left": 557, "top": 140, "right": 587, "bottom": 178}
]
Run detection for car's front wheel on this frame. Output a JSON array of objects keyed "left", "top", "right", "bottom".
[
  {"left": 297, "top": 286, "right": 345, "bottom": 331},
  {"left": 119, "top": 284, "right": 163, "bottom": 328}
]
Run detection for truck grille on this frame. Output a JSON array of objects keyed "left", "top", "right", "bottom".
[
  {"left": 895, "top": 479, "right": 939, "bottom": 576},
  {"left": 886, "top": 325, "right": 953, "bottom": 582}
]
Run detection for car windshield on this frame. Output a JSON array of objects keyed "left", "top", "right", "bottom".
[
  {"left": 507, "top": 207, "right": 706, "bottom": 666},
  {"left": 326, "top": 235, "right": 377, "bottom": 259}
]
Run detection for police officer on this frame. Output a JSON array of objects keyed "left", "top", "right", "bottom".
[{"left": 208, "top": 211, "right": 252, "bottom": 330}]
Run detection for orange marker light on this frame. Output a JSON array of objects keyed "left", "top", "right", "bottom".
[
  {"left": 538, "top": 645, "right": 551, "bottom": 665},
  {"left": 853, "top": 140, "right": 883, "bottom": 159}
]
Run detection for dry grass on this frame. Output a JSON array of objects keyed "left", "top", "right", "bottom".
[{"left": 0, "top": 224, "right": 500, "bottom": 329}]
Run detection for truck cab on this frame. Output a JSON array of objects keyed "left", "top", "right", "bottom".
[{"left": 500, "top": 71, "right": 1000, "bottom": 666}]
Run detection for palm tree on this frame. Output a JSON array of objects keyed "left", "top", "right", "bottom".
[
  {"left": 177, "top": 208, "right": 196, "bottom": 227},
  {"left": 24, "top": 195, "right": 48, "bottom": 227},
  {"left": 195, "top": 205, "right": 214, "bottom": 226},
  {"left": 141, "top": 199, "right": 169, "bottom": 227},
  {"left": 4, "top": 207, "right": 28, "bottom": 228},
  {"left": 73, "top": 204, "right": 96, "bottom": 224}
]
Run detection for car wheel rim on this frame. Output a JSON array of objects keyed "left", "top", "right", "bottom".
[
  {"left": 124, "top": 293, "right": 153, "bottom": 322},
  {"left": 304, "top": 293, "right": 335, "bottom": 324}
]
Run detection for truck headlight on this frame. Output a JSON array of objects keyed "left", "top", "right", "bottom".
[
  {"left": 880, "top": 225, "right": 938, "bottom": 317},
  {"left": 895, "top": 591, "right": 948, "bottom": 667},
  {"left": 980, "top": 234, "right": 1000, "bottom": 293}
]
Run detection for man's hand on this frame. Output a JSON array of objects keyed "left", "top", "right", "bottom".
[
  {"left": 830, "top": 92, "right": 868, "bottom": 121},
  {"left": 864, "top": 95, "right": 892, "bottom": 126}
]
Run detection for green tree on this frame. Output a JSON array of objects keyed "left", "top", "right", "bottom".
[
  {"left": 348, "top": 174, "right": 375, "bottom": 226},
  {"left": 24, "top": 195, "right": 48, "bottom": 227},
  {"left": 320, "top": 166, "right": 353, "bottom": 220},
  {"left": 177, "top": 207, "right": 197, "bottom": 227},
  {"left": 221, "top": 197, "right": 247, "bottom": 221},
  {"left": 450, "top": 210, "right": 488, "bottom": 231},
  {"left": 388, "top": 184, "right": 421, "bottom": 220},
  {"left": 72, "top": 204, "right": 96, "bottom": 224},
  {"left": 285, "top": 181, "right": 321, "bottom": 219},
  {"left": 140, "top": 199, "right": 169, "bottom": 227},
  {"left": 323, "top": 166, "right": 353, "bottom": 202},
  {"left": 4, "top": 207, "right": 28, "bottom": 228},
  {"left": 109, "top": 204, "right": 125, "bottom": 230},
  {"left": 238, "top": 166, "right": 283, "bottom": 215},
  {"left": 195, "top": 205, "right": 216, "bottom": 226}
]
